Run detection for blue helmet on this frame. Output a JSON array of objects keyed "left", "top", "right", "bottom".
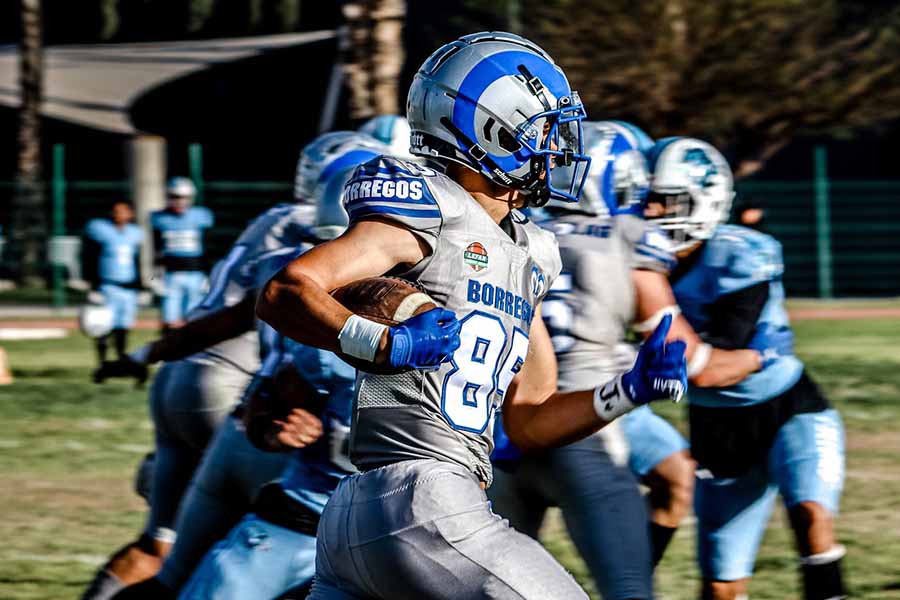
[
  {"left": 550, "top": 120, "right": 651, "bottom": 216},
  {"left": 646, "top": 137, "right": 734, "bottom": 251},
  {"left": 407, "top": 31, "right": 591, "bottom": 206},
  {"left": 294, "top": 131, "right": 387, "bottom": 202},
  {"left": 358, "top": 115, "right": 415, "bottom": 161}
]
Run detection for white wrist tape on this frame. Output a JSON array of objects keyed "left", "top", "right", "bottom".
[
  {"left": 338, "top": 314, "right": 388, "bottom": 362},
  {"left": 633, "top": 305, "right": 681, "bottom": 333},
  {"left": 687, "top": 342, "right": 712, "bottom": 377},
  {"left": 128, "top": 344, "right": 153, "bottom": 365},
  {"left": 593, "top": 375, "right": 637, "bottom": 422}
]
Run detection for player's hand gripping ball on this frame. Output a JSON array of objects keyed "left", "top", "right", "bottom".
[
  {"left": 622, "top": 314, "right": 688, "bottom": 404},
  {"left": 331, "top": 277, "right": 460, "bottom": 373}
]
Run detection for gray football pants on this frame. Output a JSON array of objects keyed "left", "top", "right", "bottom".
[
  {"left": 308, "top": 459, "right": 588, "bottom": 600},
  {"left": 488, "top": 431, "right": 654, "bottom": 600},
  {"left": 145, "top": 359, "right": 252, "bottom": 542},
  {"left": 157, "top": 415, "right": 289, "bottom": 592}
]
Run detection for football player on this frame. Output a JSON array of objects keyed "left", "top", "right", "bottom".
[
  {"left": 358, "top": 114, "right": 417, "bottom": 161},
  {"left": 644, "top": 137, "right": 846, "bottom": 600},
  {"left": 151, "top": 177, "right": 214, "bottom": 330},
  {"left": 108, "top": 133, "right": 390, "bottom": 600},
  {"left": 258, "top": 32, "right": 687, "bottom": 599},
  {"left": 82, "top": 201, "right": 144, "bottom": 379},
  {"left": 174, "top": 165, "right": 361, "bottom": 600}
]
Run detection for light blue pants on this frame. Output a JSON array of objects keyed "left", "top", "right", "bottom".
[
  {"left": 620, "top": 405, "right": 689, "bottom": 477},
  {"left": 178, "top": 514, "right": 317, "bottom": 600},
  {"left": 695, "top": 409, "right": 845, "bottom": 580},
  {"left": 99, "top": 283, "right": 138, "bottom": 329},
  {"left": 162, "top": 271, "right": 207, "bottom": 324}
]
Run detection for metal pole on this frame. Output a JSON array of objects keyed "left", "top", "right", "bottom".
[
  {"left": 188, "top": 143, "right": 204, "bottom": 205},
  {"left": 129, "top": 135, "right": 166, "bottom": 289},
  {"left": 319, "top": 26, "right": 346, "bottom": 133},
  {"left": 50, "top": 143, "right": 66, "bottom": 309},
  {"left": 814, "top": 145, "right": 833, "bottom": 299}
]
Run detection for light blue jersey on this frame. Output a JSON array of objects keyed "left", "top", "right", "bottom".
[
  {"left": 151, "top": 206, "right": 214, "bottom": 259},
  {"left": 277, "top": 341, "right": 357, "bottom": 514},
  {"left": 84, "top": 219, "right": 144, "bottom": 284},
  {"left": 673, "top": 225, "right": 803, "bottom": 407}
]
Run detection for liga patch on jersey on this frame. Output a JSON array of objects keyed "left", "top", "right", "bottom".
[{"left": 464, "top": 242, "right": 489, "bottom": 272}]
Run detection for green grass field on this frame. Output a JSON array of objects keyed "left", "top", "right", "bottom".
[{"left": 1, "top": 319, "right": 899, "bottom": 599}]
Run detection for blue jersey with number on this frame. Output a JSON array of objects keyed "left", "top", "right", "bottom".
[
  {"left": 275, "top": 340, "right": 358, "bottom": 513},
  {"left": 673, "top": 225, "right": 803, "bottom": 407},
  {"left": 151, "top": 206, "right": 214, "bottom": 258},
  {"left": 85, "top": 219, "right": 144, "bottom": 284},
  {"left": 343, "top": 156, "right": 562, "bottom": 486}
]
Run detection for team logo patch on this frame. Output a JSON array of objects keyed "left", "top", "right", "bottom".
[
  {"left": 464, "top": 242, "right": 489, "bottom": 272},
  {"left": 530, "top": 266, "right": 546, "bottom": 297}
]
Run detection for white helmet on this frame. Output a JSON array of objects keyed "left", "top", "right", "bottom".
[
  {"left": 407, "top": 31, "right": 590, "bottom": 206},
  {"left": 358, "top": 115, "right": 416, "bottom": 162},
  {"left": 79, "top": 304, "right": 114, "bottom": 338},
  {"left": 308, "top": 137, "right": 390, "bottom": 240},
  {"left": 646, "top": 137, "right": 734, "bottom": 252},
  {"left": 294, "top": 131, "right": 387, "bottom": 202},
  {"left": 166, "top": 176, "right": 196, "bottom": 198},
  {"left": 551, "top": 120, "right": 651, "bottom": 216}
]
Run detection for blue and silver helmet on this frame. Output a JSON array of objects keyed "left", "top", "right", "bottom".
[
  {"left": 294, "top": 131, "right": 387, "bottom": 202},
  {"left": 551, "top": 120, "right": 652, "bottom": 216},
  {"left": 358, "top": 115, "right": 416, "bottom": 162},
  {"left": 646, "top": 137, "right": 734, "bottom": 251},
  {"left": 407, "top": 31, "right": 590, "bottom": 206}
]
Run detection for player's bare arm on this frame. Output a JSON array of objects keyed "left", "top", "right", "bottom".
[
  {"left": 632, "top": 269, "right": 761, "bottom": 387},
  {"left": 257, "top": 218, "right": 430, "bottom": 362},
  {"left": 503, "top": 306, "right": 686, "bottom": 451}
]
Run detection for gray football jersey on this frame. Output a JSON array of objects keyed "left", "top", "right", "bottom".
[
  {"left": 186, "top": 203, "right": 314, "bottom": 373},
  {"left": 343, "top": 157, "right": 561, "bottom": 485},
  {"left": 539, "top": 212, "right": 674, "bottom": 391}
]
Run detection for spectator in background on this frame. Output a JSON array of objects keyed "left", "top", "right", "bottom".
[
  {"left": 151, "top": 177, "right": 213, "bottom": 332},
  {"left": 736, "top": 197, "right": 767, "bottom": 232},
  {"left": 83, "top": 202, "right": 144, "bottom": 380}
]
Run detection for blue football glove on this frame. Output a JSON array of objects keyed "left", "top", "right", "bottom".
[
  {"left": 388, "top": 307, "right": 461, "bottom": 370},
  {"left": 621, "top": 314, "right": 687, "bottom": 405},
  {"left": 748, "top": 323, "right": 794, "bottom": 369}
]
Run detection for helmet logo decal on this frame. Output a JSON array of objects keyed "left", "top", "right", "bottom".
[{"left": 464, "top": 242, "right": 489, "bottom": 271}]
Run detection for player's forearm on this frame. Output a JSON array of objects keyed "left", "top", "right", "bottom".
[
  {"left": 504, "top": 388, "right": 615, "bottom": 452},
  {"left": 691, "top": 348, "right": 761, "bottom": 387},
  {"left": 147, "top": 294, "right": 256, "bottom": 363},
  {"left": 258, "top": 266, "right": 389, "bottom": 360}
]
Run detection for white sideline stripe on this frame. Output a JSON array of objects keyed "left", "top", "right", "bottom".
[
  {"left": 0, "top": 328, "right": 68, "bottom": 340},
  {"left": 114, "top": 443, "right": 152, "bottom": 453},
  {"left": 18, "top": 553, "right": 106, "bottom": 566}
]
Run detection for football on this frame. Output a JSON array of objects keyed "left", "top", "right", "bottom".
[{"left": 331, "top": 276, "right": 438, "bottom": 374}]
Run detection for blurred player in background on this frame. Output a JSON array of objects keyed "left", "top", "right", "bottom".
[
  {"left": 358, "top": 114, "right": 416, "bottom": 161},
  {"left": 259, "top": 32, "right": 687, "bottom": 599},
  {"left": 151, "top": 177, "right": 214, "bottom": 331},
  {"left": 82, "top": 201, "right": 144, "bottom": 380},
  {"left": 108, "top": 132, "right": 389, "bottom": 600},
  {"left": 644, "top": 137, "right": 846, "bottom": 600}
]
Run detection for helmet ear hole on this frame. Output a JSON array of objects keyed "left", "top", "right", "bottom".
[{"left": 498, "top": 128, "right": 522, "bottom": 153}]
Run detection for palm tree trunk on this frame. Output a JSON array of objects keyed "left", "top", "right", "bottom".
[{"left": 11, "top": 0, "right": 47, "bottom": 284}]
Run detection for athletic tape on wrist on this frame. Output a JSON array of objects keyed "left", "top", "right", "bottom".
[
  {"left": 593, "top": 375, "right": 637, "bottom": 422},
  {"left": 633, "top": 305, "right": 681, "bottom": 333},
  {"left": 338, "top": 314, "right": 388, "bottom": 362},
  {"left": 687, "top": 343, "right": 712, "bottom": 377},
  {"left": 128, "top": 344, "right": 153, "bottom": 365}
]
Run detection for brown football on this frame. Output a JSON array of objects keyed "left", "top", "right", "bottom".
[{"left": 331, "top": 277, "right": 437, "bottom": 374}]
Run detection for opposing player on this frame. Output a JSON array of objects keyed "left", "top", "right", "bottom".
[
  {"left": 151, "top": 177, "right": 214, "bottom": 330},
  {"left": 645, "top": 137, "right": 846, "bottom": 600},
  {"left": 109, "top": 133, "right": 391, "bottom": 600},
  {"left": 82, "top": 201, "right": 144, "bottom": 379},
  {"left": 259, "top": 32, "right": 687, "bottom": 599}
]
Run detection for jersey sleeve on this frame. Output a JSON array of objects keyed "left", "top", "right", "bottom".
[
  {"left": 342, "top": 157, "right": 443, "bottom": 250},
  {"left": 195, "top": 207, "right": 214, "bottom": 229},
  {"left": 708, "top": 226, "right": 784, "bottom": 296},
  {"left": 618, "top": 215, "right": 676, "bottom": 275},
  {"left": 149, "top": 211, "right": 162, "bottom": 231},
  {"left": 84, "top": 219, "right": 109, "bottom": 243}
]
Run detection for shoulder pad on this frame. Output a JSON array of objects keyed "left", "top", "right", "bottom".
[
  {"left": 707, "top": 225, "right": 783, "bottom": 290},
  {"left": 343, "top": 156, "right": 443, "bottom": 249},
  {"left": 617, "top": 214, "right": 676, "bottom": 274}
]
